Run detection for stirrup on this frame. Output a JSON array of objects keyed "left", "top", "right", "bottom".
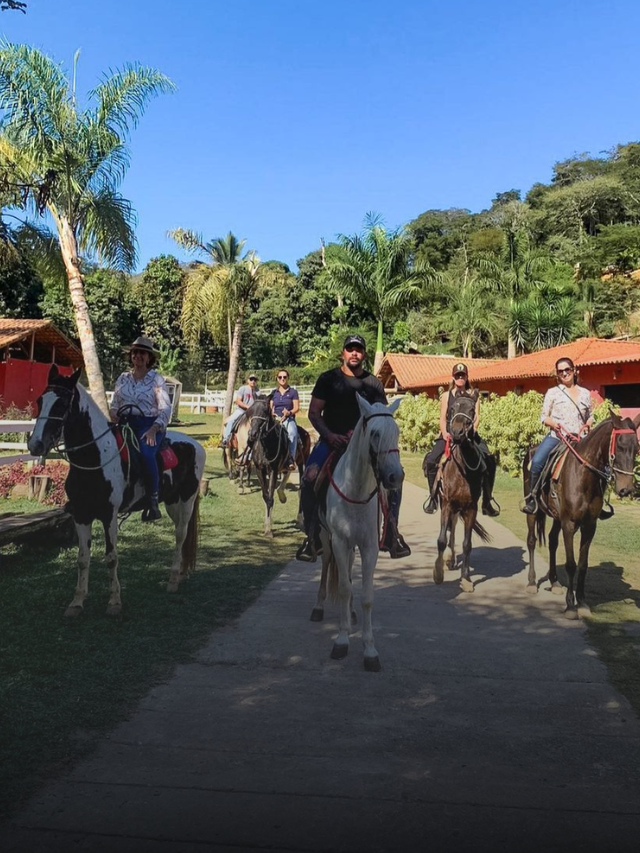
[
  {"left": 482, "top": 498, "right": 500, "bottom": 517},
  {"left": 296, "top": 537, "right": 320, "bottom": 563},
  {"left": 520, "top": 494, "right": 538, "bottom": 515},
  {"left": 423, "top": 495, "right": 438, "bottom": 514}
]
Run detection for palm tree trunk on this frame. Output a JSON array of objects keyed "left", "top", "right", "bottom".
[
  {"left": 507, "top": 332, "right": 517, "bottom": 359},
  {"left": 55, "top": 212, "right": 109, "bottom": 416},
  {"left": 223, "top": 311, "right": 244, "bottom": 419},
  {"left": 373, "top": 318, "right": 384, "bottom": 375}
]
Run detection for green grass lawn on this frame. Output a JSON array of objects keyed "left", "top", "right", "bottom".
[{"left": 0, "top": 413, "right": 306, "bottom": 818}]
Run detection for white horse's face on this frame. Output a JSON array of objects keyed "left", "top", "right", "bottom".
[
  {"left": 360, "top": 398, "right": 404, "bottom": 491},
  {"left": 28, "top": 386, "right": 73, "bottom": 457}
]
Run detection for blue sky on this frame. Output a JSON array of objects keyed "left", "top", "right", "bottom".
[{"left": 2, "top": 0, "right": 639, "bottom": 272}]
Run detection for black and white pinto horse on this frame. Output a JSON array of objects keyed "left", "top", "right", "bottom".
[{"left": 28, "top": 366, "right": 206, "bottom": 616}]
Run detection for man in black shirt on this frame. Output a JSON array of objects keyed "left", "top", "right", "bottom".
[{"left": 296, "top": 333, "right": 410, "bottom": 561}]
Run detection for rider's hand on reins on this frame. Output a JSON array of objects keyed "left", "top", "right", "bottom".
[{"left": 328, "top": 432, "right": 349, "bottom": 450}]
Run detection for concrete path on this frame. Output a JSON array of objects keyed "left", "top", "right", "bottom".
[{"left": 3, "top": 481, "right": 640, "bottom": 853}]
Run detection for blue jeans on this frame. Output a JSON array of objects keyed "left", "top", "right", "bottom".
[
  {"left": 530, "top": 433, "right": 561, "bottom": 481},
  {"left": 130, "top": 415, "right": 165, "bottom": 494},
  {"left": 223, "top": 409, "right": 244, "bottom": 442},
  {"left": 282, "top": 416, "right": 298, "bottom": 461}
]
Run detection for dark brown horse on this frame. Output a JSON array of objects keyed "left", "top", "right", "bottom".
[
  {"left": 434, "top": 390, "right": 490, "bottom": 592},
  {"left": 524, "top": 413, "right": 639, "bottom": 618},
  {"left": 246, "top": 400, "right": 311, "bottom": 536}
]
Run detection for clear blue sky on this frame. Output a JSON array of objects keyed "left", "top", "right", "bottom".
[{"left": 2, "top": 0, "right": 639, "bottom": 272}]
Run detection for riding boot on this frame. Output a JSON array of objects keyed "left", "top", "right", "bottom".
[
  {"left": 423, "top": 465, "right": 438, "bottom": 514},
  {"left": 521, "top": 473, "right": 540, "bottom": 515},
  {"left": 380, "top": 492, "right": 412, "bottom": 559},
  {"left": 296, "top": 479, "right": 322, "bottom": 562},
  {"left": 142, "top": 492, "right": 162, "bottom": 522},
  {"left": 481, "top": 457, "right": 500, "bottom": 517}
]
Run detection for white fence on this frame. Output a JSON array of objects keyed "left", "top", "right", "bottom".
[
  {"left": 177, "top": 389, "right": 314, "bottom": 414},
  {"left": 0, "top": 419, "right": 37, "bottom": 467}
]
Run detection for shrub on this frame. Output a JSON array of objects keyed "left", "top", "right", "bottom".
[
  {"left": 479, "top": 391, "right": 547, "bottom": 476},
  {"left": 396, "top": 393, "right": 441, "bottom": 453}
]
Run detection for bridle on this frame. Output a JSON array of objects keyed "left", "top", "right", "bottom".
[
  {"left": 556, "top": 422, "right": 637, "bottom": 482},
  {"left": 328, "top": 412, "right": 400, "bottom": 505},
  {"left": 449, "top": 409, "right": 483, "bottom": 473},
  {"left": 247, "top": 411, "right": 288, "bottom": 467}
]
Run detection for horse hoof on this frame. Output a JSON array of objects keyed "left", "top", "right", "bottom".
[
  {"left": 331, "top": 643, "right": 349, "bottom": 660},
  {"left": 167, "top": 581, "right": 179, "bottom": 593},
  {"left": 264, "top": 530, "right": 273, "bottom": 539},
  {"left": 577, "top": 605, "right": 592, "bottom": 618},
  {"left": 563, "top": 607, "right": 579, "bottom": 620},
  {"left": 277, "top": 491, "right": 287, "bottom": 504},
  {"left": 460, "top": 578, "right": 474, "bottom": 593},
  {"left": 310, "top": 607, "right": 324, "bottom": 622},
  {"left": 551, "top": 582, "right": 564, "bottom": 596},
  {"left": 64, "top": 604, "right": 83, "bottom": 618},
  {"left": 525, "top": 583, "right": 538, "bottom": 595},
  {"left": 433, "top": 560, "right": 445, "bottom": 585},
  {"left": 364, "top": 656, "right": 381, "bottom": 672},
  {"left": 106, "top": 604, "right": 122, "bottom": 617}
]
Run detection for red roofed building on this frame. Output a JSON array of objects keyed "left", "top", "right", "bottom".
[
  {"left": 0, "top": 319, "right": 83, "bottom": 411},
  {"left": 377, "top": 338, "right": 640, "bottom": 422}
]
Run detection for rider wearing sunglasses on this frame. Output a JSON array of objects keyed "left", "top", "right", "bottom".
[
  {"left": 522, "top": 357, "right": 594, "bottom": 514},
  {"left": 221, "top": 373, "right": 261, "bottom": 446},
  {"left": 296, "top": 333, "right": 411, "bottom": 562},
  {"left": 423, "top": 362, "right": 499, "bottom": 517}
]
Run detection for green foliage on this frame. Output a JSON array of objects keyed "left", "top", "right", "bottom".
[
  {"left": 479, "top": 391, "right": 546, "bottom": 474},
  {"left": 395, "top": 393, "right": 441, "bottom": 452},
  {"left": 133, "top": 255, "right": 185, "bottom": 354},
  {"left": 0, "top": 252, "right": 42, "bottom": 317}
]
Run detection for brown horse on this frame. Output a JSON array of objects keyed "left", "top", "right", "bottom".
[
  {"left": 434, "top": 390, "right": 490, "bottom": 592},
  {"left": 524, "top": 413, "right": 639, "bottom": 618}
]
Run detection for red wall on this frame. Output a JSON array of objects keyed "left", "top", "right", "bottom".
[{"left": 0, "top": 359, "right": 74, "bottom": 411}]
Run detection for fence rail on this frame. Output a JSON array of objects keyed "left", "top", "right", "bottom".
[{"left": 0, "top": 419, "right": 37, "bottom": 467}]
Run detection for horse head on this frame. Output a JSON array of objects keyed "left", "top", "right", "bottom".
[
  {"left": 357, "top": 395, "right": 404, "bottom": 491},
  {"left": 449, "top": 389, "right": 478, "bottom": 444},
  {"left": 608, "top": 412, "right": 638, "bottom": 498},
  {"left": 246, "top": 399, "right": 273, "bottom": 445},
  {"left": 28, "top": 365, "right": 82, "bottom": 457}
]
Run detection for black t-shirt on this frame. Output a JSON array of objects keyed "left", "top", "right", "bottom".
[{"left": 312, "top": 367, "right": 387, "bottom": 435}]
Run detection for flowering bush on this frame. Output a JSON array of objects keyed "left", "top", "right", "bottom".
[
  {"left": 0, "top": 461, "right": 68, "bottom": 505},
  {"left": 0, "top": 400, "right": 35, "bottom": 443}
]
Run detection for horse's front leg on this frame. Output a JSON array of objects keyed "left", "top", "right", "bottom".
[
  {"left": 65, "top": 522, "right": 92, "bottom": 617},
  {"left": 103, "top": 513, "right": 122, "bottom": 616},
  {"left": 525, "top": 513, "right": 538, "bottom": 593},
  {"left": 263, "top": 468, "right": 276, "bottom": 538},
  {"left": 576, "top": 519, "right": 597, "bottom": 617},
  {"left": 434, "top": 505, "right": 451, "bottom": 585},
  {"left": 330, "top": 536, "right": 353, "bottom": 660},
  {"left": 548, "top": 519, "right": 563, "bottom": 595},
  {"left": 561, "top": 521, "right": 578, "bottom": 619},
  {"left": 164, "top": 499, "right": 190, "bottom": 592},
  {"left": 359, "top": 537, "right": 380, "bottom": 671},
  {"left": 277, "top": 470, "right": 290, "bottom": 504},
  {"left": 459, "top": 509, "right": 475, "bottom": 593},
  {"left": 311, "top": 526, "right": 331, "bottom": 622},
  {"left": 447, "top": 512, "right": 457, "bottom": 569}
]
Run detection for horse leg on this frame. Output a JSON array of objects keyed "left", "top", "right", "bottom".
[
  {"left": 360, "top": 539, "right": 380, "bottom": 671},
  {"left": 434, "top": 505, "right": 450, "bottom": 585},
  {"left": 330, "top": 537, "right": 353, "bottom": 660},
  {"left": 525, "top": 513, "right": 538, "bottom": 593},
  {"left": 348, "top": 547, "right": 357, "bottom": 626},
  {"left": 447, "top": 513, "right": 457, "bottom": 569},
  {"left": 65, "top": 522, "right": 92, "bottom": 617},
  {"left": 459, "top": 510, "right": 475, "bottom": 593},
  {"left": 263, "top": 469, "right": 276, "bottom": 538},
  {"left": 310, "top": 537, "right": 330, "bottom": 623},
  {"left": 548, "top": 519, "right": 563, "bottom": 595},
  {"left": 576, "top": 520, "right": 597, "bottom": 617},
  {"left": 277, "top": 470, "right": 290, "bottom": 504},
  {"left": 296, "top": 459, "right": 305, "bottom": 529},
  {"left": 103, "top": 514, "right": 122, "bottom": 616},
  {"left": 561, "top": 522, "right": 579, "bottom": 619},
  {"left": 164, "top": 499, "right": 191, "bottom": 592}
]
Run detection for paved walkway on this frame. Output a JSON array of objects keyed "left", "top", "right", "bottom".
[{"left": 3, "top": 482, "right": 640, "bottom": 852}]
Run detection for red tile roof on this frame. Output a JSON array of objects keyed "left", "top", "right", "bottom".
[
  {"left": 380, "top": 338, "right": 640, "bottom": 391},
  {"left": 0, "top": 318, "right": 83, "bottom": 367},
  {"left": 378, "top": 353, "right": 495, "bottom": 391}
]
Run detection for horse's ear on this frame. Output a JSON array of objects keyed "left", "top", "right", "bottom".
[
  {"left": 633, "top": 412, "right": 640, "bottom": 429},
  {"left": 387, "top": 397, "right": 402, "bottom": 416},
  {"left": 48, "top": 364, "right": 59, "bottom": 382},
  {"left": 69, "top": 368, "right": 82, "bottom": 387},
  {"left": 357, "top": 393, "right": 373, "bottom": 417}
]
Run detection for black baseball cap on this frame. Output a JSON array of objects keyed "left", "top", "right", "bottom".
[
  {"left": 343, "top": 334, "right": 367, "bottom": 350},
  {"left": 452, "top": 362, "right": 468, "bottom": 376}
]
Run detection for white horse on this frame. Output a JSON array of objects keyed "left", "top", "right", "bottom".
[
  {"left": 313, "top": 396, "right": 404, "bottom": 672},
  {"left": 28, "top": 366, "right": 206, "bottom": 616}
]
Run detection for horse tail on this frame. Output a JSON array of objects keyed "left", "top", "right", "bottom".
[
  {"left": 472, "top": 520, "right": 491, "bottom": 543},
  {"left": 536, "top": 514, "right": 546, "bottom": 547},
  {"left": 182, "top": 492, "right": 200, "bottom": 574}
]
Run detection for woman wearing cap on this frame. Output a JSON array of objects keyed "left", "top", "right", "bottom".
[
  {"left": 423, "top": 362, "right": 499, "bottom": 517},
  {"left": 110, "top": 337, "right": 172, "bottom": 521},
  {"left": 522, "top": 357, "right": 594, "bottom": 515},
  {"left": 221, "top": 374, "right": 261, "bottom": 446},
  {"left": 270, "top": 369, "right": 300, "bottom": 469}
]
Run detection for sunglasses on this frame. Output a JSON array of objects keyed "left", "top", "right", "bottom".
[
  {"left": 249, "top": 377, "right": 257, "bottom": 381},
  {"left": 277, "top": 374, "right": 288, "bottom": 379},
  {"left": 454, "top": 373, "right": 467, "bottom": 379},
  {"left": 557, "top": 368, "right": 574, "bottom": 376},
  {"left": 131, "top": 349, "right": 148, "bottom": 356},
  {"left": 345, "top": 345, "right": 365, "bottom": 353}
]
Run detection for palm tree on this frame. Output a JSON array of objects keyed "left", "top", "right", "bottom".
[
  {"left": 0, "top": 43, "right": 174, "bottom": 414},
  {"left": 323, "top": 214, "right": 435, "bottom": 374},
  {"left": 169, "top": 229, "right": 279, "bottom": 417},
  {"left": 442, "top": 272, "right": 500, "bottom": 358}
]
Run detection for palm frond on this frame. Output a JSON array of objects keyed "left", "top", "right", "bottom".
[
  {"left": 89, "top": 64, "right": 175, "bottom": 138},
  {"left": 168, "top": 227, "right": 207, "bottom": 255},
  {"left": 77, "top": 186, "right": 136, "bottom": 270}
]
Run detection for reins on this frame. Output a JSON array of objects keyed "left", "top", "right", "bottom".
[
  {"left": 328, "top": 412, "right": 399, "bottom": 505},
  {"left": 555, "top": 423, "right": 636, "bottom": 482}
]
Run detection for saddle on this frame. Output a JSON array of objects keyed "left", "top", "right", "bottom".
[{"left": 112, "top": 424, "right": 179, "bottom": 485}]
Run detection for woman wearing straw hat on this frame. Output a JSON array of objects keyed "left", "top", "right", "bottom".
[{"left": 109, "top": 336, "right": 172, "bottom": 521}]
